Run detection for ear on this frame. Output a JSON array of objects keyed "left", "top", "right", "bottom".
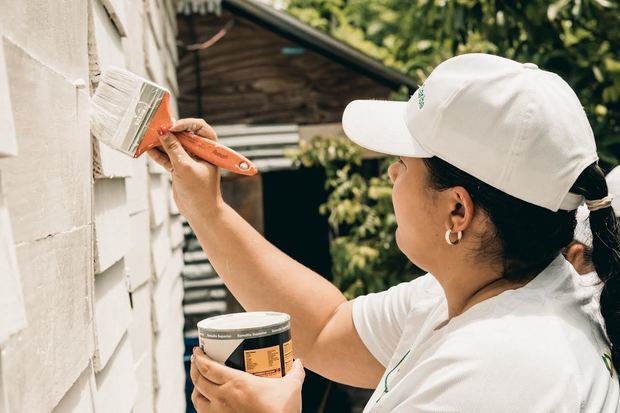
[
  {"left": 447, "top": 186, "right": 474, "bottom": 233},
  {"left": 564, "top": 242, "right": 584, "bottom": 266},
  {"left": 564, "top": 242, "right": 589, "bottom": 274}
]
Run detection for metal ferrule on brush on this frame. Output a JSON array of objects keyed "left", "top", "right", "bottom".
[{"left": 121, "top": 83, "right": 166, "bottom": 156}]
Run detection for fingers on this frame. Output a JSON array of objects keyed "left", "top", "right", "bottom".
[
  {"left": 193, "top": 347, "right": 241, "bottom": 384},
  {"left": 191, "top": 388, "right": 210, "bottom": 412},
  {"left": 146, "top": 148, "right": 173, "bottom": 172},
  {"left": 191, "top": 362, "right": 221, "bottom": 400},
  {"left": 285, "top": 359, "right": 306, "bottom": 386},
  {"left": 169, "top": 118, "right": 218, "bottom": 141},
  {"left": 158, "top": 132, "right": 192, "bottom": 170}
]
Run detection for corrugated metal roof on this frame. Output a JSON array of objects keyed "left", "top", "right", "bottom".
[{"left": 214, "top": 124, "right": 300, "bottom": 172}]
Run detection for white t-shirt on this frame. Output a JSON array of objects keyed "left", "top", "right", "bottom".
[{"left": 353, "top": 255, "right": 619, "bottom": 412}]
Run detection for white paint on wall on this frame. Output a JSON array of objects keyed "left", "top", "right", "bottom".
[
  {"left": 92, "top": 0, "right": 126, "bottom": 68},
  {"left": 145, "top": 0, "right": 164, "bottom": 49},
  {"left": 148, "top": 154, "right": 168, "bottom": 174},
  {"left": 0, "top": 1, "right": 186, "bottom": 411},
  {"left": 1, "top": 227, "right": 93, "bottom": 413},
  {"left": 149, "top": 173, "right": 170, "bottom": 228},
  {"left": 165, "top": 57, "right": 180, "bottom": 96},
  {"left": 127, "top": 282, "right": 155, "bottom": 412},
  {"left": 153, "top": 249, "right": 184, "bottom": 332},
  {"left": 164, "top": 0, "right": 178, "bottom": 35},
  {"left": 169, "top": 182, "right": 180, "bottom": 215},
  {"left": 133, "top": 352, "right": 155, "bottom": 413},
  {"left": 126, "top": 210, "right": 152, "bottom": 291},
  {"left": 154, "top": 298, "right": 186, "bottom": 412},
  {"left": 0, "top": 192, "right": 26, "bottom": 343},
  {"left": 122, "top": 0, "right": 148, "bottom": 77},
  {"left": 0, "top": 356, "right": 9, "bottom": 413},
  {"left": 94, "top": 178, "right": 131, "bottom": 273},
  {"left": 95, "top": 333, "right": 137, "bottom": 413},
  {"left": 0, "top": 38, "right": 91, "bottom": 244},
  {"left": 144, "top": 15, "right": 166, "bottom": 86},
  {"left": 99, "top": 0, "right": 128, "bottom": 37},
  {"left": 169, "top": 215, "right": 185, "bottom": 249},
  {"left": 51, "top": 365, "right": 96, "bottom": 413},
  {"left": 0, "top": 0, "right": 88, "bottom": 79},
  {"left": 93, "top": 142, "right": 135, "bottom": 179},
  {"left": 151, "top": 222, "right": 173, "bottom": 279},
  {"left": 128, "top": 281, "right": 153, "bottom": 363},
  {"left": 93, "top": 259, "right": 133, "bottom": 372},
  {"left": 126, "top": 157, "right": 150, "bottom": 215},
  {"left": 0, "top": 38, "right": 17, "bottom": 158},
  {"left": 163, "top": 15, "right": 179, "bottom": 66}
]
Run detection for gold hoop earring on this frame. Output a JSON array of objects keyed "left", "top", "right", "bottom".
[{"left": 445, "top": 228, "right": 462, "bottom": 246}]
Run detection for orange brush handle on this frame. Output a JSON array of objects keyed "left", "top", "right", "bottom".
[
  {"left": 175, "top": 131, "right": 258, "bottom": 176},
  {"left": 134, "top": 92, "right": 256, "bottom": 176}
]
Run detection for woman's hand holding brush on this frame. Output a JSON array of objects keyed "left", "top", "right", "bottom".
[{"left": 148, "top": 118, "right": 224, "bottom": 220}]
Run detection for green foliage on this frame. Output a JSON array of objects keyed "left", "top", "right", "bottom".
[
  {"left": 290, "top": 137, "right": 418, "bottom": 299},
  {"left": 286, "top": 0, "right": 620, "bottom": 166},
  {"left": 284, "top": 1, "right": 619, "bottom": 297}
]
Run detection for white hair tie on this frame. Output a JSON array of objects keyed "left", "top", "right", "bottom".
[{"left": 585, "top": 195, "right": 614, "bottom": 212}]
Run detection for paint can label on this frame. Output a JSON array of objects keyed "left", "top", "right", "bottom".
[
  {"left": 244, "top": 339, "right": 293, "bottom": 378},
  {"left": 197, "top": 312, "right": 293, "bottom": 378}
]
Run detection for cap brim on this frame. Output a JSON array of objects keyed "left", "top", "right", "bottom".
[{"left": 342, "top": 100, "right": 432, "bottom": 158}]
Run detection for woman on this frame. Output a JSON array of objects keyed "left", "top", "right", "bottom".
[{"left": 149, "top": 54, "right": 619, "bottom": 412}]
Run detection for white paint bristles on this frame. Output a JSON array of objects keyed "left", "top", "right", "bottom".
[{"left": 90, "top": 67, "right": 164, "bottom": 155}]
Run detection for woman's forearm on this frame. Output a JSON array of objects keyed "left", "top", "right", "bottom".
[{"left": 187, "top": 203, "right": 348, "bottom": 359}]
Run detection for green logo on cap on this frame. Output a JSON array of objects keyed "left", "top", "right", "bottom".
[{"left": 418, "top": 85, "right": 425, "bottom": 109}]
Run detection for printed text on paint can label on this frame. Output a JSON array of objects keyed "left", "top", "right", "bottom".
[{"left": 243, "top": 340, "right": 294, "bottom": 378}]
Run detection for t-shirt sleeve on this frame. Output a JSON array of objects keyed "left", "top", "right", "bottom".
[{"left": 352, "top": 274, "right": 442, "bottom": 367}]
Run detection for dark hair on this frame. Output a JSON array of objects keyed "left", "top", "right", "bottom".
[{"left": 424, "top": 157, "right": 620, "bottom": 374}]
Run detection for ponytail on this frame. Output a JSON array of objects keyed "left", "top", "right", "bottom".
[{"left": 571, "top": 163, "right": 620, "bottom": 375}]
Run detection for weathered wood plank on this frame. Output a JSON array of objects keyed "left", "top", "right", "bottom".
[
  {"left": 95, "top": 333, "right": 137, "bottom": 413},
  {"left": 1, "top": 227, "right": 93, "bottom": 413},
  {"left": 0, "top": 0, "right": 88, "bottom": 78},
  {"left": 94, "top": 179, "right": 131, "bottom": 273},
  {"left": 0, "top": 38, "right": 17, "bottom": 158},
  {"left": 126, "top": 210, "right": 152, "bottom": 291},
  {"left": 51, "top": 365, "right": 96, "bottom": 413},
  {"left": 0, "top": 38, "right": 91, "bottom": 243},
  {"left": 177, "top": 11, "right": 392, "bottom": 124},
  {"left": 93, "top": 259, "right": 133, "bottom": 372},
  {"left": 0, "top": 191, "right": 26, "bottom": 343}
]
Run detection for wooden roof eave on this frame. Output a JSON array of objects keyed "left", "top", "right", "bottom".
[{"left": 220, "top": 0, "right": 418, "bottom": 92}]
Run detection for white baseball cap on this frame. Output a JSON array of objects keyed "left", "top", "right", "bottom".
[
  {"left": 574, "top": 166, "right": 620, "bottom": 247},
  {"left": 342, "top": 53, "right": 598, "bottom": 211}
]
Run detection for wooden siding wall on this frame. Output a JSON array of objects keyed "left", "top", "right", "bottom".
[
  {"left": 0, "top": 1, "right": 185, "bottom": 412},
  {"left": 176, "top": 9, "right": 393, "bottom": 125}
]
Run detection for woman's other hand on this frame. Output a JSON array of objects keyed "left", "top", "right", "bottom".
[
  {"left": 147, "top": 118, "right": 223, "bottom": 220},
  {"left": 190, "top": 347, "right": 305, "bottom": 413}
]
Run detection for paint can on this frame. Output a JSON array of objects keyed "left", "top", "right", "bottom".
[{"left": 198, "top": 311, "right": 293, "bottom": 378}]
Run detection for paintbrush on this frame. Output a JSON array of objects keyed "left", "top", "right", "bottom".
[{"left": 90, "top": 67, "right": 258, "bottom": 176}]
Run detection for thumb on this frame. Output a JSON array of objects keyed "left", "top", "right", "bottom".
[
  {"left": 285, "top": 359, "right": 305, "bottom": 385},
  {"left": 159, "top": 132, "right": 191, "bottom": 169}
]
